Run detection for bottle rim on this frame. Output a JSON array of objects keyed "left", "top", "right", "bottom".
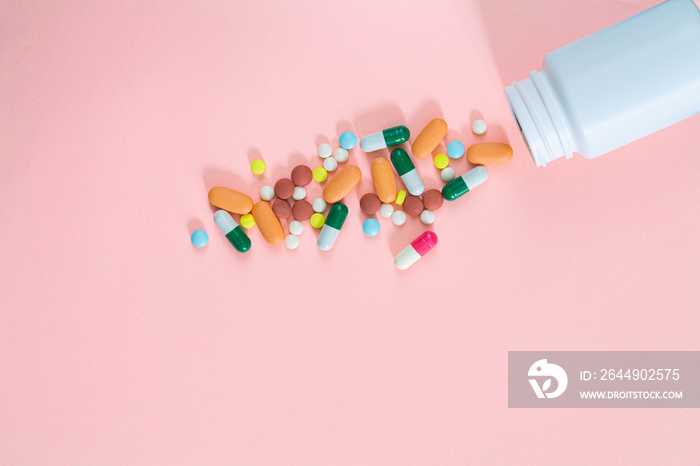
[{"left": 505, "top": 73, "right": 574, "bottom": 167}]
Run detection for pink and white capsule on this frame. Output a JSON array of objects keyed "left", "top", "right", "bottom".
[{"left": 394, "top": 231, "right": 438, "bottom": 270}]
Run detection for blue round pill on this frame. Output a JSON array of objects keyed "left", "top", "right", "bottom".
[
  {"left": 191, "top": 229, "right": 209, "bottom": 248},
  {"left": 339, "top": 131, "right": 357, "bottom": 150},
  {"left": 447, "top": 140, "right": 465, "bottom": 159},
  {"left": 362, "top": 218, "right": 380, "bottom": 237}
]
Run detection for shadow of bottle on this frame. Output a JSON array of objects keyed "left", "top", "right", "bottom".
[{"left": 476, "top": 0, "right": 652, "bottom": 87}]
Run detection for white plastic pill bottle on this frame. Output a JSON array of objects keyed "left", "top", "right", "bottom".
[{"left": 505, "top": 0, "right": 700, "bottom": 167}]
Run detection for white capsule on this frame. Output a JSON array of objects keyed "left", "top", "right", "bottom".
[
  {"left": 214, "top": 209, "right": 238, "bottom": 234},
  {"left": 379, "top": 203, "right": 394, "bottom": 218},
  {"left": 312, "top": 197, "right": 327, "bottom": 213},
  {"left": 463, "top": 165, "right": 489, "bottom": 189},
  {"left": 292, "top": 186, "right": 307, "bottom": 200},
  {"left": 401, "top": 169, "right": 425, "bottom": 196},
  {"left": 391, "top": 210, "right": 407, "bottom": 226},
  {"left": 323, "top": 157, "right": 338, "bottom": 172},
  {"left": 333, "top": 147, "right": 349, "bottom": 163},
  {"left": 395, "top": 246, "right": 422, "bottom": 270},
  {"left": 317, "top": 225, "right": 340, "bottom": 251},
  {"left": 441, "top": 167, "right": 456, "bottom": 182},
  {"left": 318, "top": 143, "right": 333, "bottom": 158},
  {"left": 420, "top": 209, "right": 435, "bottom": 225},
  {"left": 285, "top": 234, "right": 300, "bottom": 249},
  {"left": 472, "top": 119, "right": 487, "bottom": 135},
  {"left": 359, "top": 132, "right": 387, "bottom": 152},
  {"left": 289, "top": 220, "right": 304, "bottom": 235},
  {"left": 260, "top": 185, "right": 275, "bottom": 201}
]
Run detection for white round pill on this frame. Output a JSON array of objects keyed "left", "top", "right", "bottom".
[
  {"left": 391, "top": 210, "right": 407, "bottom": 226},
  {"left": 285, "top": 234, "right": 300, "bottom": 249},
  {"left": 420, "top": 209, "right": 435, "bottom": 225},
  {"left": 260, "top": 185, "right": 275, "bottom": 201},
  {"left": 312, "top": 197, "right": 327, "bottom": 213},
  {"left": 441, "top": 167, "right": 456, "bottom": 182},
  {"left": 292, "top": 186, "right": 307, "bottom": 200},
  {"left": 318, "top": 143, "right": 333, "bottom": 159},
  {"left": 472, "top": 119, "right": 487, "bottom": 135},
  {"left": 379, "top": 203, "right": 394, "bottom": 218},
  {"left": 333, "top": 147, "right": 349, "bottom": 163},
  {"left": 289, "top": 220, "right": 304, "bottom": 236},
  {"left": 323, "top": 157, "right": 338, "bottom": 172}
]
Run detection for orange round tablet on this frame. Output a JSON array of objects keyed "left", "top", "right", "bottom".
[
  {"left": 252, "top": 201, "right": 284, "bottom": 245},
  {"left": 411, "top": 118, "right": 448, "bottom": 159},
  {"left": 208, "top": 187, "right": 253, "bottom": 214},
  {"left": 371, "top": 157, "right": 397, "bottom": 203},
  {"left": 323, "top": 165, "right": 362, "bottom": 203}
]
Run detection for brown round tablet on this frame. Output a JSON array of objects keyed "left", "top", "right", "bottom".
[
  {"left": 292, "top": 200, "right": 314, "bottom": 221},
  {"left": 422, "top": 189, "right": 443, "bottom": 211},
  {"left": 274, "top": 178, "right": 295, "bottom": 199},
  {"left": 360, "top": 193, "right": 381, "bottom": 215},
  {"left": 272, "top": 199, "right": 292, "bottom": 219},
  {"left": 403, "top": 195, "right": 424, "bottom": 216},
  {"left": 291, "top": 165, "right": 313, "bottom": 186}
]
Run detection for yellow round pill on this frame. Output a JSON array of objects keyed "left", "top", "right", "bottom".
[
  {"left": 310, "top": 213, "right": 325, "bottom": 228},
  {"left": 434, "top": 153, "right": 449, "bottom": 170},
  {"left": 313, "top": 167, "right": 328, "bottom": 183},
  {"left": 251, "top": 159, "right": 266, "bottom": 175},
  {"left": 240, "top": 213, "right": 255, "bottom": 229},
  {"left": 395, "top": 189, "right": 407, "bottom": 205}
]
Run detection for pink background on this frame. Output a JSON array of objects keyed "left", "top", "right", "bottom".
[{"left": 1, "top": 0, "right": 699, "bottom": 464}]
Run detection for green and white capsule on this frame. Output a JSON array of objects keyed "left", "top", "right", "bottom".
[
  {"left": 317, "top": 203, "right": 348, "bottom": 251},
  {"left": 390, "top": 148, "right": 425, "bottom": 196},
  {"left": 214, "top": 210, "right": 251, "bottom": 253},
  {"left": 359, "top": 125, "right": 410, "bottom": 152},
  {"left": 441, "top": 166, "right": 489, "bottom": 201}
]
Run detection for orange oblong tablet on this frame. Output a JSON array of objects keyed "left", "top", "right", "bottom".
[
  {"left": 208, "top": 187, "right": 253, "bottom": 214},
  {"left": 252, "top": 201, "right": 284, "bottom": 245},
  {"left": 371, "top": 157, "right": 397, "bottom": 203},
  {"left": 323, "top": 165, "right": 362, "bottom": 203},
  {"left": 411, "top": 118, "right": 448, "bottom": 159},
  {"left": 467, "top": 143, "right": 514, "bottom": 164}
]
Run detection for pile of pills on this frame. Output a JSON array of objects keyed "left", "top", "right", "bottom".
[{"left": 196, "top": 117, "right": 513, "bottom": 270}]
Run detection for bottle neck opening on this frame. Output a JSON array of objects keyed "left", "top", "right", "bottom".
[{"left": 504, "top": 71, "right": 574, "bottom": 167}]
